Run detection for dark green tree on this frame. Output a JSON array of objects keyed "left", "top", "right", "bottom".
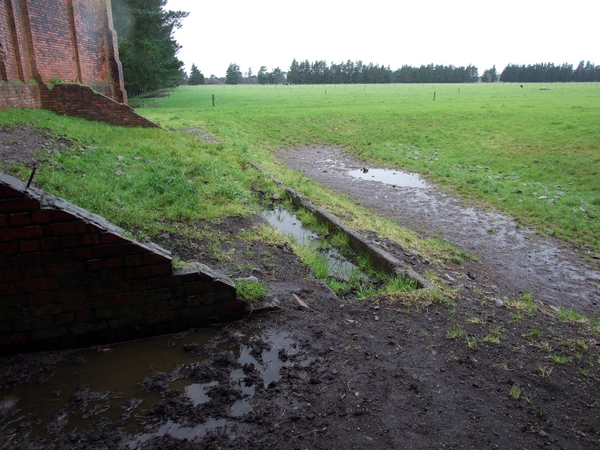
[
  {"left": 111, "top": 0, "right": 188, "bottom": 96},
  {"left": 188, "top": 63, "right": 204, "bottom": 85},
  {"left": 257, "top": 66, "right": 268, "bottom": 84},
  {"left": 481, "top": 65, "right": 498, "bottom": 82},
  {"left": 225, "top": 63, "right": 242, "bottom": 84}
]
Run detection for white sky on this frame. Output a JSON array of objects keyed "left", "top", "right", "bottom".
[{"left": 166, "top": 0, "right": 599, "bottom": 78}]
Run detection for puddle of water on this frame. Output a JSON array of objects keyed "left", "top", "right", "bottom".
[
  {"left": 2, "top": 328, "right": 300, "bottom": 445},
  {"left": 127, "top": 418, "right": 229, "bottom": 448},
  {"left": 262, "top": 207, "right": 317, "bottom": 245},
  {"left": 262, "top": 207, "right": 368, "bottom": 282},
  {"left": 1, "top": 330, "right": 214, "bottom": 436},
  {"left": 348, "top": 168, "right": 427, "bottom": 188}
]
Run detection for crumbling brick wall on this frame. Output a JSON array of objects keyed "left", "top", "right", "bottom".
[
  {"left": 0, "top": 173, "right": 246, "bottom": 355},
  {"left": 0, "top": 0, "right": 154, "bottom": 128}
]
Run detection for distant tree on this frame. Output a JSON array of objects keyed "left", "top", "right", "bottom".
[
  {"left": 111, "top": 0, "right": 188, "bottom": 95},
  {"left": 188, "top": 63, "right": 204, "bottom": 85},
  {"left": 257, "top": 66, "right": 268, "bottom": 84},
  {"left": 225, "top": 63, "right": 242, "bottom": 84},
  {"left": 287, "top": 59, "right": 300, "bottom": 84},
  {"left": 270, "top": 67, "right": 284, "bottom": 84},
  {"left": 481, "top": 65, "right": 498, "bottom": 82}
]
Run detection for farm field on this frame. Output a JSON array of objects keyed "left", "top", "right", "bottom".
[
  {"left": 139, "top": 82, "right": 600, "bottom": 253},
  {"left": 1, "top": 84, "right": 600, "bottom": 449}
]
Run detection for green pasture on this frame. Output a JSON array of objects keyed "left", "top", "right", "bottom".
[
  {"left": 1, "top": 82, "right": 599, "bottom": 254},
  {"left": 140, "top": 83, "right": 600, "bottom": 252}
]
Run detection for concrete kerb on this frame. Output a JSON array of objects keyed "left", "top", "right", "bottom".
[{"left": 250, "top": 162, "right": 436, "bottom": 291}]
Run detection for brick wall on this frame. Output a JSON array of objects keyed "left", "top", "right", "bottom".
[
  {"left": 0, "top": 83, "right": 41, "bottom": 110},
  {"left": 0, "top": 173, "right": 246, "bottom": 355},
  {"left": 0, "top": 0, "right": 150, "bottom": 127},
  {"left": 41, "top": 84, "right": 158, "bottom": 128}
]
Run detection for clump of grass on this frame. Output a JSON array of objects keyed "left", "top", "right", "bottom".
[
  {"left": 235, "top": 279, "right": 269, "bottom": 304},
  {"left": 446, "top": 324, "right": 465, "bottom": 340},
  {"left": 556, "top": 306, "right": 588, "bottom": 323},
  {"left": 537, "top": 365, "right": 553, "bottom": 378},
  {"left": 550, "top": 354, "right": 570, "bottom": 365},
  {"left": 240, "top": 225, "right": 287, "bottom": 245},
  {"left": 505, "top": 292, "right": 536, "bottom": 314},
  {"left": 481, "top": 326, "right": 504, "bottom": 344}
]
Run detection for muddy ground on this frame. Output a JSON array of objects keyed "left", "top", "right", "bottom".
[{"left": 1, "top": 128, "right": 600, "bottom": 449}]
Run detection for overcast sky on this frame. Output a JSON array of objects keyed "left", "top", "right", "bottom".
[{"left": 166, "top": 0, "right": 599, "bottom": 78}]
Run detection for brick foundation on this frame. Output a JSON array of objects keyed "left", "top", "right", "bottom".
[{"left": 0, "top": 173, "right": 245, "bottom": 355}]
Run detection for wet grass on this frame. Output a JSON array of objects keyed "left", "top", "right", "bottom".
[
  {"left": 0, "top": 109, "right": 271, "bottom": 236},
  {"left": 138, "top": 83, "right": 600, "bottom": 253}
]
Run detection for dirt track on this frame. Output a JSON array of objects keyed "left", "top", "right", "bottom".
[{"left": 277, "top": 145, "right": 600, "bottom": 316}]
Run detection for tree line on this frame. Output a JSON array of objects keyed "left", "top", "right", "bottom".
[
  {"left": 107, "top": 2, "right": 599, "bottom": 93},
  {"left": 285, "top": 60, "right": 480, "bottom": 84},
  {"left": 499, "top": 61, "right": 600, "bottom": 83}
]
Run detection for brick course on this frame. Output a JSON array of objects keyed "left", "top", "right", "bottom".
[{"left": 0, "top": 173, "right": 245, "bottom": 355}]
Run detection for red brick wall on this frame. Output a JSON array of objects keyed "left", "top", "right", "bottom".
[
  {"left": 0, "top": 173, "right": 245, "bottom": 355},
  {"left": 0, "top": 0, "right": 143, "bottom": 125},
  {"left": 0, "top": 83, "right": 40, "bottom": 110},
  {"left": 42, "top": 83, "right": 157, "bottom": 128}
]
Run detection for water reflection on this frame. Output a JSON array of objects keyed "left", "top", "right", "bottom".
[{"left": 348, "top": 168, "right": 427, "bottom": 188}]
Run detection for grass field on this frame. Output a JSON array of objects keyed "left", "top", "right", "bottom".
[
  {"left": 1, "top": 82, "right": 599, "bottom": 253},
  {"left": 139, "top": 82, "right": 600, "bottom": 252}
]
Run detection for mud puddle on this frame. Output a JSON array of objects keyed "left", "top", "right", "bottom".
[
  {"left": 278, "top": 146, "right": 600, "bottom": 315},
  {"left": 348, "top": 167, "right": 427, "bottom": 188},
  {"left": 262, "top": 206, "right": 368, "bottom": 282},
  {"left": 1, "top": 328, "right": 300, "bottom": 445}
]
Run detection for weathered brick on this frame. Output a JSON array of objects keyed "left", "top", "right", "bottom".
[
  {"left": 46, "top": 264, "right": 64, "bottom": 276},
  {"left": 136, "top": 264, "right": 172, "bottom": 278},
  {"left": 9, "top": 213, "right": 31, "bottom": 226},
  {"left": 5, "top": 269, "right": 20, "bottom": 282},
  {"left": 76, "top": 310, "right": 93, "bottom": 323},
  {"left": 105, "top": 256, "right": 124, "bottom": 269},
  {"left": 0, "top": 333, "right": 27, "bottom": 346},
  {"left": 0, "top": 283, "right": 15, "bottom": 295},
  {"left": 61, "top": 235, "right": 80, "bottom": 248},
  {"left": 125, "top": 254, "right": 144, "bottom": 267},
  {"left": 33, "top": 316, "right": 54, "bottom": 329},
  {"left": 0, "top": 242, "right": 19, "bottom": 255},
  {"left": 30, "top": 210, "right": 53, "bottom": 225},
  {"left": 46, "top": 222, "right": 87, "bottom": 237},
  {"left": 20, "top": 239, "right": 41, "bottom": 253},
  {"left": 1, "top": 225, "right": 44, "bottom": 241},
  {"left": 0, "top": 198, "right": 39, "bottom": 214},
  {"left": 0, "top": 216, "right": 6, "bottom": 227},
  {"left": 176, "top": 283, "right": 212, "bottom": 297},
  {"left": 41, "top": 237, "right": 61, "bottom": 251},
  {"left": 81, "top": 233, "right": 101, "bottom": 245},
  {"left": 31, "top": 291, "right": 62, "bottom": 305},
  {"left": 101, "top": 232, "right": 127, "bottom": 244},
  {"left": 143, "top": 253, "right": 170, "bottom": 265},
  {"left": 23, "top": 265, "right": 45, "bottom": 279},
  {"left": 31, "top": 327, "right": 68, "bottom": 341},
  {"left": 15, "top": 277, "right": 57, "bottom": 293},
  {"left": 50, "top": 210, "right": 77, "bottom": 222},
  {"left": 12, "top": 251, "right": 54, "bottom": 267},
  {"left": 63, "top": 261, "right": 85, "bottom": 273},
  {"left": 86, "top": 259, "right": 104, "bottom": 272}
]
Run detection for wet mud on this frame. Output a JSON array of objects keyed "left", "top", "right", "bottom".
[
  {"left": 277, "top": 146, "right": 600, "bottom": 315},
  {"left": 2, "top": 129, "right": 600, "bottom": 449}
]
